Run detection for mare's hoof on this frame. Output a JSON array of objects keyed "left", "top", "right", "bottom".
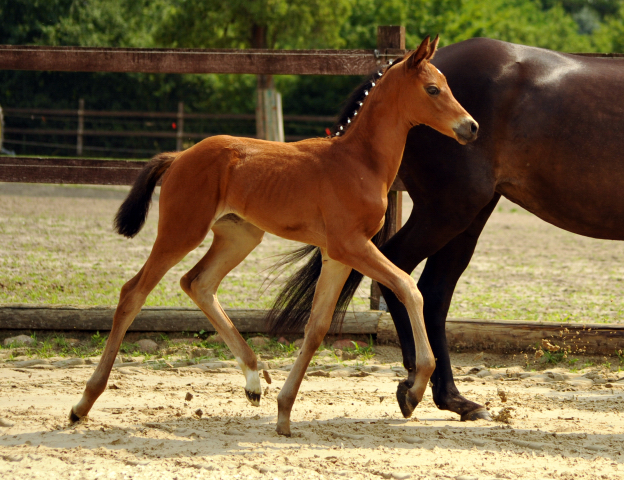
[
  {"left": 245, "top": 389, "right": 261, "bottom": 406},
  {"left": 396, "top": 380, "right": 418, "bottom": 418},
  {"left": 68, "top": 408, "right": 82, "bottom": 424},
  {"left": 461, "top": 407, "right": 492, "bottom": 422}
]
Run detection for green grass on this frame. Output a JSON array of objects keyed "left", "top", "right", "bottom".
[{"left": 1, "top": 189, "right": 623, "bottom": 324}]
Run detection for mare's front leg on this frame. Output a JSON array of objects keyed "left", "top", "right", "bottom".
[
  {"left": 276, "top": 251, "right": 351, "bottom": 436},
  {"left": 416, "top": 197, "right": 499, "bottom": 420},
  {"left": 181, "top": 217, "right": 265, "bottom": 405}
]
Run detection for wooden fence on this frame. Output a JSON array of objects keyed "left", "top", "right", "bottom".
[
  {"left": 1, "top": 26, "right": 623, "bottom": 353},
  {"left": 0, "top": 26, "right": 406, "bottom": 312},
  {"left": 1, "top": 305, "right": 623, "bottom": 355},
  {"left": 2, "top": 105, "right": 337, "bottom": 153}
]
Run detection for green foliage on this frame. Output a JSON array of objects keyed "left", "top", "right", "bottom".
[
  {"left": 343, "top": 337, "right": 375, "bottom": 360},
  {"left": 154, "top": 0, "right": 351, "bottom": 49},
  {"left": 91, "top": 331, "right": 106, "bottom": 348},
  {"left": 3, "top": 0, "right": 624, "bottom": 156},
  {"left": 39, "top": 0, "right": 159, "bottom": 47},
  {"left": 337, "top": 0, "right": 618, "bottom": 51},
  {"left": 0, "top": 0, "right": 73, "bottom": 45}
]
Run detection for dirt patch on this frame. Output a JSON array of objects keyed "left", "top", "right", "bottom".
[{"left": 1, "top": 349, "right": 623, "bottom": 479}]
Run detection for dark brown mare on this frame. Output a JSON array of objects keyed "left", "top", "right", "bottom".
[
  {"left": 270, "top": 37, "right": 624, "bottom": 422},
  {"left": 69, "top": 37, "right": 478, "bottom": 436}
]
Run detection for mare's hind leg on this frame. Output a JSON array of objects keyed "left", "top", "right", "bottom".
[
  {"left": 70, "top": 238, "right": 199, "bottom": 422},
  {"left": 276, "top": 251, "right": 351, "bottom": 436},
  {"left": 180, "top": 216, "right": 265, "bottom": 405}
]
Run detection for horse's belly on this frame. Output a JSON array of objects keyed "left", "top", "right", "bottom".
[{"left": 497, "top": 171, "right": 624, "bottom": 241}]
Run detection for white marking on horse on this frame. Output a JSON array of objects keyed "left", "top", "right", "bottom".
[{"left": 236, "top": 356, "right": 261, "bottom": 405}]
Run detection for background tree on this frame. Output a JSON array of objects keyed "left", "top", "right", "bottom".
[{"left": 2, "top": 0, "right": 624, "bottom": 155}]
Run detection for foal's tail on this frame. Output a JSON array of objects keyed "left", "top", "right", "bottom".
[
  {"left": 266, "top": 195, "right": 396, "bottom": 335},
  {"left": 114, "top": 152, "right": 177, "bottom": 238}
]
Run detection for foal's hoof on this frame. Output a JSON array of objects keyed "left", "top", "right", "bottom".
[
  {"left": 68, "top": 407, "right": 83, "bottom": 424},
  {"left": 461, "top": 407, "right": 492, "bottom": 422},
  {"left": 396, "top": 380, "right": 419, "bottom": 418},
  {"left": 245, "top": 389, "right": 261, "bottom": 406},
  {"left": 275, "top": 423, "right": 292, "bottom": 437}
]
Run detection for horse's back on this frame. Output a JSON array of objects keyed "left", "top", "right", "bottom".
[{"left": 428, "top": 38, "right": 624, "bottom": 239}]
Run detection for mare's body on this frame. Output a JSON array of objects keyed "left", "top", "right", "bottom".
[{"left": 383, "top": 38, "right": 624, "bottom": 419}]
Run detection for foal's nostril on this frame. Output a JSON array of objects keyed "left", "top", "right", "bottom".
[{"left": 470, "top": 122, "right": 478, "bottom": 135}]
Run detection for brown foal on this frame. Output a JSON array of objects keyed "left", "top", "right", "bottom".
[{"left": 69, "top": 36, "right": 478, "bottom": 435}]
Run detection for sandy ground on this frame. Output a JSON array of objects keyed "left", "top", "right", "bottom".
[
  {"left": 1, "top": 348, "right": 624, "bottom": 480},
  {"left": 1, "top": 184, "right": 624, "bottom": 479}
]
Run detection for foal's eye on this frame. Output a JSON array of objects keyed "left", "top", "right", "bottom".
[{"left": 426, "top": 85, "right": 440, "bottom": 96}]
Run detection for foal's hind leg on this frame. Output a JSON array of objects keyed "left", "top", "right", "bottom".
[
  {"left": 180, "top": 216, "right": 265, "bottom": 405},
  {"left": 276, "top": 251, "right": 351, "bottom": 436},
  {"left": 70, "top": 239, "right": 197, "bottom": 422}
]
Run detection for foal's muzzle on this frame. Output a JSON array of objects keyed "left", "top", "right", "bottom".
[{"left": 453, "top": 118, "right": 479, "bottom": 144}]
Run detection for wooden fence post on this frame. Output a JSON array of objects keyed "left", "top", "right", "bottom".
[
  {"left": 370, "top": 26, "right": 405, "bottom": 311},
  {"left": 176, "top": 101, "right": 184, "bottom": 151},
  {"left": 77, "top": 98, "right": 84, "bottom": 155},
  {"left": 256, "top": 75, "right": 285, "bottom": 142},
  {"left": 0, "top": 104, "right": 3, "bottom": 153}
]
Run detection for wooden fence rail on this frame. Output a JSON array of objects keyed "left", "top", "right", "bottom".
[
  {"left": 0, "top": 45, "right": 403, "bottom": 76},
  {"left": 0, "top": 156, "right": 406, "bottom": 190},
  {"left": 2, "top": 305, "right": 623, "bottom": 355},
  {"left": 2, "top": 105, "right": 337, "bottom": 149}
]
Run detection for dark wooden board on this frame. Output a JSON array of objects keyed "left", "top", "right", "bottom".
[
  {"left": 0, "top": 157, "right": 145, "bottom": 185},
  {"left": 0, "top": 305, "right": 382, "bottom": 334},
  {"left": 0, "top": 156, "right": 408, "bottom": 190},
  {"left": 375, "top": 313, "right": 624, "bottom": 356},
  {"left": 1, "top": 305, "right": 623, "bottom": 354},
  {"left": 445, "top": 318, "right": 624, "bottom": 356},
  {"left": 0, "top": 46, "right": 406, "bottom": 76}
]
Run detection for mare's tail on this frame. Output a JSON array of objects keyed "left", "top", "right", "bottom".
[
  {"left": 266, "top": 194, "right": 396, "bottom": 335},
  {"left": 114, "top": 152, "right": 177, "bottom": 238}
]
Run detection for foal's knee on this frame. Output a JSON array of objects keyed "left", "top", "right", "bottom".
[
  {"left": 180, "top": 272, "right": 216, "bottom": 306},
  {"left": 395, "top": 274, "right": 423, "bottom": 308},
  {"left": 180, "top": 273, "right": 195, "bottom": 296}
]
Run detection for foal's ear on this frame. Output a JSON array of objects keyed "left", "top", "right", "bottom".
[
  {"left": 427, "top": 35, "right": 439, "bottom": 60},
  {"left": 407, "top": 36, "right": 432, "bottom": 70}
]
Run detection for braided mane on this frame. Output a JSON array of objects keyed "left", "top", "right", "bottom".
[{"left": 329, "top": 53, "right": 407, "bottom": 137}]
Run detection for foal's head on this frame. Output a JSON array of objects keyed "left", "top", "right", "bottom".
[{"left": 393, "top": 36, "right": 478, "bottom": 144}]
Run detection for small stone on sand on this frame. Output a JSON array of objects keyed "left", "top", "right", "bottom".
[
  {"left": 0, "top": 418, "right": 15, "bottom": 427},
  {"left": 136, "top": 339, "right": 158, "bottom": 353},
  {"left": 3, "top": 335, "right": 35, "bottom": 347},
  {"left": 249, "top": 336, "right": 269, "bottom": 347}
]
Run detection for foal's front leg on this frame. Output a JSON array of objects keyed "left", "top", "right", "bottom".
[
  {"left": 276, "top": 252, "right": 351, "bottom": 436},
  {"left": 329, "top": 238, "right": 436, "bottom": 413}
]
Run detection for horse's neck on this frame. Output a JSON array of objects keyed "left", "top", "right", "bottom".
[{"left": 339, "top": 90, "right": 411, "bottom": 187}]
